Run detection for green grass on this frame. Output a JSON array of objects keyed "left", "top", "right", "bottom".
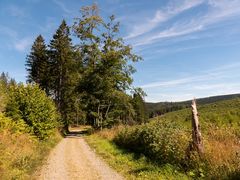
[
  {"left": 113, "top": 98, "right": 240, "bottom": 179},
  {"left": 85, "top": 134, "right": 189, "bottom": 180},
  {"left": 151, "top": 98, "right": 240, "bottom": 131},
  {"left": 87, "top": 98, "right": 240, "bottom": 179}
]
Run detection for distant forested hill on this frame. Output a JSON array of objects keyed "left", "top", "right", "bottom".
[{"left": 146, "top": 93, "right": 240, "bottom": 117}]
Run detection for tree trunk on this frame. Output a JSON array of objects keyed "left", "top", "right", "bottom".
[{"left": 191, "top": 99, "right": 204, "bottom": 153}]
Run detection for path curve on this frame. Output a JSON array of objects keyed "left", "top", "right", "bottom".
[{"left": 37, "top": 135, "right": 124, "bottom": 180}]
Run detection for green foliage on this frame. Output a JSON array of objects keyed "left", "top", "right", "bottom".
[
  {"left": 114, "top": 98, "right": 240, "bottom": 179},
  {"left": 131, "top": 88, "right": 147, "bottom": 124},
  {"left": 25, "top": 5, "right": 143, "bottom": 128},
  {"left": 86, "top": 134, "right": 188, "bottom": 179},
  {"left": 0, "top": 81, "right": 7, "bottom": 112},
  {"left": 0, "top": 113, "right": 62, "bottom": 179},
  {"left": 26, "top": 35, "right": 50, "bottom": 93},
  {"left": 114, "top": 121, "right": 189, "bottom": 166},
  {"left": 48, "top": 20, "right": 78, "bottom": 128},
  {"left": 0, "top": 72, "right": 16, "bottom": 112},
  {"left": 72, "top": 5, "right": 142, "bottom": 127},
  {"left": 146, "top": 93, "right": 240, "bottom": 118},
  {"left": 0, "top": 113, "right": 30, "bottom": 134},
  {"left": 5, "top": 84, "right": 60, "bottom": 140}
]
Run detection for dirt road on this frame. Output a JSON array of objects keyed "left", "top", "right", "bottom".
[{"left": 37, "top": 135, "right": 124, "bottom": 180}]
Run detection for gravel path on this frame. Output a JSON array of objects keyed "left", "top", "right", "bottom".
[{"left": 37, "top": 135, "right": 124, "bottom": 180}]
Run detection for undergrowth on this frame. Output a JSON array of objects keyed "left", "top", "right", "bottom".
[
  {"left": 0, "top": 113, "right": 62, "bottom": 179},
  {"left": 114, "top": 99, "right": 240, "bottom": 179},
  {"left": 86, "top": 134, "right": 188, "bottom": 179}
]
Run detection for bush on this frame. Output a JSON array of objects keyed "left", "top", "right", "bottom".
[
  {"left": 0, "top": 82, "right": 7, "bottom": 112},
  {"left": 114, "top": 121, "right": 189, "bottom": 166},
  {"left": 114, "top": 99, "right": 240, "bottom": 178},
  {"left": 5, "top": 84, "right": 60, "bottom": 140},
  {"left": 0, "top": 112, "right": 62, "bottom": 179},
  {"left": 0, "top": 113, "right": 29, "bottom": 134}
]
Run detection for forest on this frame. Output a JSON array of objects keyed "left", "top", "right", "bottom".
[{"left": 25, "top": 4, "right": 147, "bottom": 132}]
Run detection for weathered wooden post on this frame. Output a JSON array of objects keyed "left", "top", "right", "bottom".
[{"left": 191, "top": 99, "right": 204, "bottom": 153}]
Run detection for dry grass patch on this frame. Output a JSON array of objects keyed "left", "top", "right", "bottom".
[{"left": 96, "top": 125, "right": 125, "bottom": 140}]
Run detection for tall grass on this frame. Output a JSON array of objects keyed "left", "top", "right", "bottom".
[
  {"left": 114, "top": 99, "right": 240, "bottom": 179},
  {"left": 0, "top": 113, "right": 62, "bottom": 179}
]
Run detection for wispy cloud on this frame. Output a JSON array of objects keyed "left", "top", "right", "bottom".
[
  {"left": 141, "top": 62, "right": 240, "bottom": 102},
  {"left": 14, "top": 37, "right": 32, "bottom": 52},
  {"left": 39, "top": 16, "right": 59, "bottom": 33},
  {"left": 52, "top": 0, "right": 71, "bottom": 14},
  {"left": 0, "top": 25, "right": 18, "bottom": 38},
  {"left": 142, "top": 77, "right": 197, "bottom": 89},
  {"left": 129, "top": 0, "right": 240, "bottom": 47},
  {"left": 125, "top": 0, "right": 204, "bottom": 39},
  {"left": 7, "top": 5, "right": 26, "bottom": 18},
  {"left": 147, "top": 93, "right": 194, "bottom": 102},
  {"left": 0, "top": 25, "right": 33, "bottom": 52},
  {"left": 141, "top": 62, "right": 240, "bottom": 89}
]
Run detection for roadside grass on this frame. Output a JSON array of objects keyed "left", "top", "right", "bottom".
[
  {"left": 0, "top": 123, "right": 62, "bottom": 180},
  {"left": 86, "top": 99, "right": 240, "bottom": 179},
  {"left": 85, "top": 134, "right": 189, "bottom": 180}
]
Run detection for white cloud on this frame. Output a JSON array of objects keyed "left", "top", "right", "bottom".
[
  {"left": 141, "top": 62, "right": 240, "bottom": 89},
  {"left": 125, "top": 0, "right": 204, "bottom": 39},
  {"left": 134, "top": 21, "right": 203, "bottom": 46},
  {"left": 141, "top": 72, "right": 221, "bottom": 89},
  {"left": 0, "top": 25, "right": 17, "bottom": 38},
  {"left": 7, "top": 5, "right": 26, "bottom": 18},
  {"left": 142, "top": 62, "right": 240, "bottom": 102},
  {"left": 52, "top": 0, "right": 71, "bottom": 14},
  {"left": 146, "top": 93, "right": 194, "bottom": 102},
  {"left": 39, "top": 17, "right": 59, "bottom": 33},
  {"left": 142, "top": 77, "right": 195, "bottom": 89},
  {"left": 14, "top": 37, "right": 32, "bottom": 52},
  {"left": 130, "top": 0, "right": 240, "bottom": 47}
]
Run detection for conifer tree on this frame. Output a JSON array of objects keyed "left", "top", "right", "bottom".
[
  {"left": 26, "top": 35, "right": 50, "bottom": 93},
  {"left": 48, "top": 20, "right": 77, "bottom": 130},
  {"left": 26, "top": 35, "right": 48, "bottom": 88},
  {"left": 131, "top": 88, "right": 147, "bottom": 124}
]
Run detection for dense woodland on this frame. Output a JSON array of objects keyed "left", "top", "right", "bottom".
[
  {"left": 25, "top": 5, "right": 146, "bottom": 132},
  {"left": 146, "top": 93, "right": 240, "bottom": 117}
]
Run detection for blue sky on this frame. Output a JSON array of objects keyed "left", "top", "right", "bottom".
[{"left": 0, "top": 0, "right": 240, "bottom": 102}]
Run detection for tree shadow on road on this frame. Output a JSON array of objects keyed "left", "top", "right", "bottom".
[{"left": 66, "top": 126, "right": 93, "bottom": 138}]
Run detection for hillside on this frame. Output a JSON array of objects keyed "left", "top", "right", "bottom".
[
  {"left": 113, "top": 98, "right": 240, "bottom": 179},
  {"left": 150, "top": 97, "right": 240, "bottom": 129},
  {"left": 146, "top": 93, "right": 240, "bottom": 117}
]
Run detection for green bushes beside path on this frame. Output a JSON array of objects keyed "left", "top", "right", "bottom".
[
  {"left": 114, "top": 99, "right": 240, "bottom": 179},
  {"left": 5, "top": 84, "right": 60, "bottom": 140},
  {"left": 0, "top": 82, "right": 62, "bottom": 179}
]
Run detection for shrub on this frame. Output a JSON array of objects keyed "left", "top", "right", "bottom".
[
  {"left": 114, "top": 121, "right": 189, "bottom": 166},
  {"left": 0, "top": 113, "right": 29, "bottom": 134},
  {"left": 0, "top": 112, "right": 62, "bottom": 179},
  {"left": 5, "top": 84, "right": 60, "bottom": 140},
  {"left": 114, "top": 99, "right": 240, "bottom": 178},
  {"left": 0, "top": 82, "right": 7, "bottom": 112}
]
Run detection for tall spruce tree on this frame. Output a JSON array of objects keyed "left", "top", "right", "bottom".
[
  {"left": 131, "top": 88, "right": 147, "bottom": 124},
  {"left": 48, "top": 20, "right": 77, "bottom": 130},
  {"left": 26, "top": 35, "right": 50, "bottom": 93}
]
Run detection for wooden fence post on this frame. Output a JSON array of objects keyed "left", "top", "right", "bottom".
[{"left": 191, "top": 99, "right": 204, "bottom": 154}]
